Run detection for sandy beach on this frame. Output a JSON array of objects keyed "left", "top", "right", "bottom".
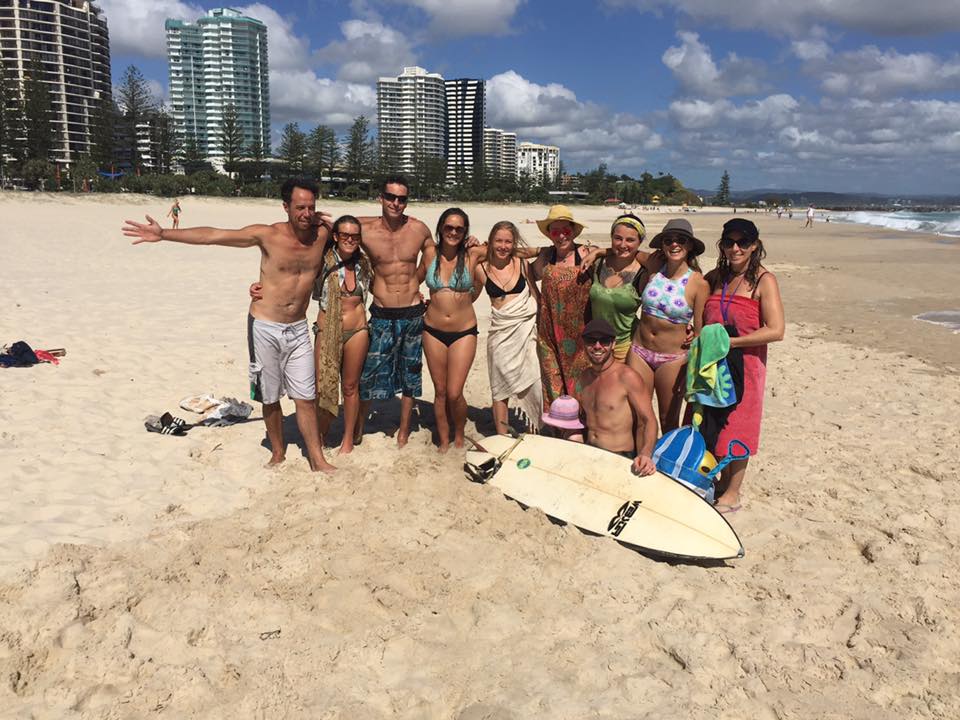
[{"left": 1, "top": 193, "right": 958, "bottom": 718}]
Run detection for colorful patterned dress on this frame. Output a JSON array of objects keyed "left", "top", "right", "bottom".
[{"left": 536, "top": 250, "right": 592, "bottom": 407}]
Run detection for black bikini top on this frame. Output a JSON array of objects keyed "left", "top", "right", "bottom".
[{"left": 484, "top": 271, "right": 526, "bottom": 299}]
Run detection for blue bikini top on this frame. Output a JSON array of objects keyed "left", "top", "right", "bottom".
[{"left": 426, "top": 256, "right": 473, "bottom": 293}]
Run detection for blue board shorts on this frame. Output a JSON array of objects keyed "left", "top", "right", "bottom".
[{"left": 359, "top": 303, "right": 425, "bottom": 401}]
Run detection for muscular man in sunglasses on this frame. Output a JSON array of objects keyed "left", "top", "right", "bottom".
[
  {"left": 578, "top": 319, "right": 658, "bottom": 476},
  {"left": 353, "top": 175, "right": 436, "bottom": 447}
]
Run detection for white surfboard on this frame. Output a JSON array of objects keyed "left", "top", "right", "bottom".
[{"left": 465, "top": 434, "right": 743, "bottom": 561}]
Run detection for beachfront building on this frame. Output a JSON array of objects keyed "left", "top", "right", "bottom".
[
  {"left": 165, "top": 8, "right": 270, "bottom": 164},
  {"left": 517, "top": 141, "right": 560, "bottom": 185},
  {"left": 445, "top": 78, "right": 484, "bottom": 183},
  {"left": 482, "top": 127, "right": 517, "bottom": 180},
  {"left": 0, "top": 0, "right": 111, "bottom": 167},
  {"left": 377, "top": 66, "right": 446, "bottom": 175}
]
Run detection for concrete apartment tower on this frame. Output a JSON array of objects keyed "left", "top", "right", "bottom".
[
  {"left": 377, "top": 66, "right": 446, "bottom": 175},
  {"left": 445, "top": 78, "right": 484, "bottom": 182},
  {"left": 165, "top": 8, "right": 270, "bottom": 163},
  {"left": 0, "top": 0, "right": 111, "bottom": 166},
  {"left": 517, "top": 141, "right": 560, "bottom": 184},
  {"left": 482, "top": 127, "right": 517, "bottom": 180}
]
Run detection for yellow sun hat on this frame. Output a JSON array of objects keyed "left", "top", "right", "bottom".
[{"left": 536, "top": 205, "right": 585, "bottom": 239}]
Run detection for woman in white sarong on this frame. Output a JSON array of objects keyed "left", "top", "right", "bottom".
[{"left": 473, "top": 221, "right": 542, "bottom": 434}]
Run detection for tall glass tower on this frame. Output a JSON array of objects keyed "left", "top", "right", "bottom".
[
  {"left": 0, "top": 0, "right": 111, "bottom": 166},
  {"left": 166, "top": 8, "right": 270, "bottom": 160}
]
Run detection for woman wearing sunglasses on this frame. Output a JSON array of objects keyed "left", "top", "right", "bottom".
[
  {"left": 626, "top": 218, "right": 709, "bottom": 433},
  {"left": 421, "top": 207, "right": 485, "bottom": 452},
  {"left": 528, "top": 205, "right": 593, "bottom": 407},
  {"left": 703, "top": 218, "right": 784, "bottom": 513}
]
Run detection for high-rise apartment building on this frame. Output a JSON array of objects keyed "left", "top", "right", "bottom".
[
  {"left": 445, "top": 78, "right": 484, "bottom": 182},
  {"left": 517, "top": 141, "right": 560, "bottom": 185},
  {"left": 166, "top": 8, "right": 270, "bottom": 161},
  {"left": 482, "top": 127, "right": 517, "bottom": 179},
  {"left": 377, "top": 66, "right": 446, "bottom": 175},
  {"left": 0, "top": 0, "right": 111, "bottom": 166}
]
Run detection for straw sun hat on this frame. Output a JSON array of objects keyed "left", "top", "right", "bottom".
[{"left": 536, "top": 205, "right": 585, "bottom": 239}]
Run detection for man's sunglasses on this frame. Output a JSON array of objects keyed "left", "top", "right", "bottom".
[
  {"left": 720, "top": 236, "right": 756, "bottom": 249},
  {"left": 382, "top": 191, "right": 408, "bottom": 205}
]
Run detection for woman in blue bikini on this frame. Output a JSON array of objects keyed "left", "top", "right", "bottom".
[
  {"left": 626, "top": 218, "right": 709, "bottom": 433},
  {"left": 421, "top": 208, "right": 485, "bottom": 452}
]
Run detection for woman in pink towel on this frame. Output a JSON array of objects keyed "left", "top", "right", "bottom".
[{"left": 703, "top": 218, "right": 784, "bottom": 514}]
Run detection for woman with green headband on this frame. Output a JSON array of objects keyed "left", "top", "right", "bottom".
[{"left": 586, "top": 214, "right": 651, "bottom": 362}]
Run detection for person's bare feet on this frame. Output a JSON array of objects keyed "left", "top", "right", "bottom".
[
  {"left": 437, "top": 441, "right": 450, "bottom": 454},
  {"left": 713, "top": 492, "right": 741, "bottom": 513},
  {"left": 337, "top": 442, "right": 354, "bottom": 455},
  {"left": 453, "top": 436, "right": 465, "bottom": 449},
  {"left": 397, "top": 432, "right": 409, "bottom": 448},
  {"left": 309, "top": 458, "right": 337, "bottom": 473},
  {"left": 267, "top": 452, "right": 285, "bottom": 467}
]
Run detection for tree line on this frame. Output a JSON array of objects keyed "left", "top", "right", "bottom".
[{"left": 1, "top": 60, "right": 707, "bottom": 204}]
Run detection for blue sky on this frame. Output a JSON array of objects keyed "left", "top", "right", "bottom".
[{"left": 101, "top": 1, "right": 960, "bottom": 195}]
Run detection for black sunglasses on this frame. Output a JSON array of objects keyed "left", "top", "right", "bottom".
[
  {"left": 720, "top": 236, "right": 756, "bottom": 249},
  {"left": 382, "top": 191, "right": 408, "bottom": 204}
]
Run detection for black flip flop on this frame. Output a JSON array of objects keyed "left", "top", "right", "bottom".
[{"left": 144, "top": 412, "right": 192, "bottom": 436}]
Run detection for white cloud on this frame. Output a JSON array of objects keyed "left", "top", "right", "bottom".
[
  {"left": 402, "top": 0, "right": 523, "bottom": 36},
  {"left": 98, "top": 0, "right": 203, "bottom": 58},
  {"left": 236, "top": 4, "right": 312, "bottom": 72},
  {"left": 602, "top": 0, "right": 960, "bottom": 35},
  {"left": 486, "top": 71, "right": 661, "bottom": 169},
  {"left": 812, "top": 47, "right": 960, "bottom": 98},
  {"left": 661, "top": 31, "right": 766, "bottom": 97},
  {"left": 791, "top": 38, "right": 831, "bottom": 61},
  {"left": 669, "top": 94, "right": 798, "bottom": 131},
  {"left": 269, "top": 70, "right": 377, "bottom": 127},
  {"left": 315, "top": 20, "right": 418, "bottom": 83}
]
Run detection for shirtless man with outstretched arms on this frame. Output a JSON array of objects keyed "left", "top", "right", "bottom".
[
  {"left": 578, "top": 319, "right": 658, "bottom": 476},
  {"left": 122, "top": 178, "right": 335, "bottom": 473},
  {"left": 354, "top": 175, "right": 435, "bottom": 447}
]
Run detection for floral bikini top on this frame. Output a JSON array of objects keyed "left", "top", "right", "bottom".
[{"left": 641, "top": 268, "right": 693, "bottom": 325}]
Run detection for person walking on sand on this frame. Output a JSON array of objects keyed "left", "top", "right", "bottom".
[
  {"left": 354, "top": 175, "right": 436, "bottom": 447},
  {"left": 578, "top": 319, "right": 658, "bottom": 476},
  {"left": 804, "top": 205, "right": 815, "bottom": 228},
  {"left": 167, "top": 199, "right": 181, "bottom": 229},
  {"left": 123, "top": 178, "right": 336, "bottom": 473}
]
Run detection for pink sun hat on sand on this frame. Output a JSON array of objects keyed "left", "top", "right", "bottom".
[{"left": 541, "top": 395, "right": 585, "bottom": 430}]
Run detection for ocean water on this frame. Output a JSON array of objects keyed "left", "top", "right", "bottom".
[
  {"left": 915, "top": 311, "right": 960, "bottom": 333},
  {"left": 833, "top": 210, "right": 960, "bottom": 237}
]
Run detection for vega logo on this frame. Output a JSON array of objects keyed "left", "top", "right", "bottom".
[{"left": 607, "top": 500, "right": 641, "bottom": 537}]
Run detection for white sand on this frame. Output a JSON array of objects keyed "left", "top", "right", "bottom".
[{"left": 1, "top": 194, "right": 958, "bottom": 718}]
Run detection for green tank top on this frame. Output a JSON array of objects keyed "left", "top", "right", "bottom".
[{"left": 589, "top": 260, "right": 643, "bottom": 344}]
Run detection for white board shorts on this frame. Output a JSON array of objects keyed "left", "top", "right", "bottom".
[{"left": 247, "top": 314, "right": 315, "bottom": 404}]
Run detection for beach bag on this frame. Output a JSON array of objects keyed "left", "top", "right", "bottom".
[{"left": 653, "top": 425, "right": 750, "bottom": 503}]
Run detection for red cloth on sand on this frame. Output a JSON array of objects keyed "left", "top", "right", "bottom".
[{"left": 704, "top": 293, "right": 767, "bottom": 457}]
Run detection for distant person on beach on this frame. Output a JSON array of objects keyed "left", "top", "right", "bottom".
[
  {"left": 628, "top": 219, "right": 709, "bottom": 433},
  {"left": 702, "top": 218, "right": 784, "bottom": 513},
  {"left": 123, "top": 179, "right": 335, "bottom": 473},
  {"left": 578, "top": 319, "right": 658, "bottom": 475},
  {"left": 354, "top": 175, "right": 435, "bottom": 447},
  {"left": 251, "top": 214, "right": 372, "bottom": 455},
  {"left": 776, "top": 207, "right": 783, "bottom": 219},
  {"left": 421, "top": 208, "right": 485, "bottom": 452},
  {"left": 167, "top": 199, "right": 181, "bottom": 229},
  {"left": 475, "top": 220, "right": 542, "bottom": 435},
  {"left": 804, "top": 205, "right": 815, "bottom": 228}
]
